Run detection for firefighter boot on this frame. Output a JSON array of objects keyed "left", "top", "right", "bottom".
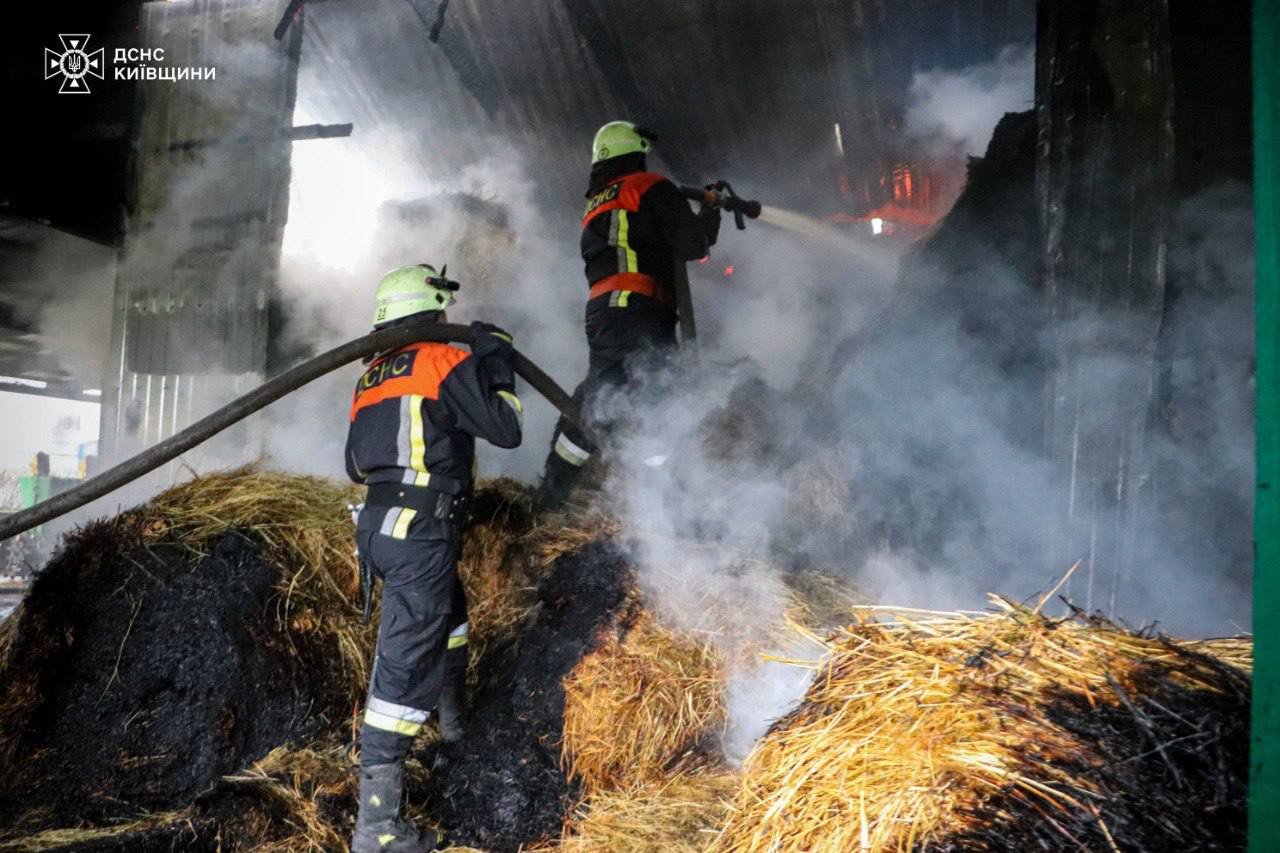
[
  {"left": 436, "top": 646, "right": 468, "bottom": 743},
  {"left": 351, "top": 762, "right": 443, "bottom": 852},
  {"left": 534, "top": 452, "right": 581, "bottom": 513}
]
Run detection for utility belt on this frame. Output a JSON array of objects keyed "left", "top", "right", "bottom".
[
  {"left": 366, "top": 477, "right": 471, "bottom": 524},
  {"left": 354, "top": 475, "right": 471, "bottom": 623},
  {"left": 588, "top": 272, "right": 674, "bottom": 307}
]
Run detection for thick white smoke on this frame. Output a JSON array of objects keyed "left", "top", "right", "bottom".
[
  {"left": 905, "top": 44, "right": 1035, "bottom": 156},
  {"left": 592, "top": 177, "right": 1253, "bottom": 752},
  {"left": 264, "top": 1, "right": 586, "bottom": 482},
  {"left": 30, "top": 8, "right": 1249, "bottom": 767}
]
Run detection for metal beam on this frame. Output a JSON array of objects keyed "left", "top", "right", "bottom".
[
  {"left": 166, "top": 122, "right": 353, "bottom": 152},
  {"left": 273, "top": 0, "right": 307, "bottom": 40},
  {"left": 288, "top": 122, "right": 354, "bottom": 141},
  {"left": 1252, "top": 1, "right": 1280, "bottom": 850}
]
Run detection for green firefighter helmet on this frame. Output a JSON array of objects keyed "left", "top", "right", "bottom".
[
  {"left": 591, "top": 120, "right": 656, "bottom": 164},
  {"left": 372, "top": 264, "right": 459, "bottom": 327}
]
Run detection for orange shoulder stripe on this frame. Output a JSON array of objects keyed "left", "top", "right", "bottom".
[
  {"left": 349, "top": 341, "right": 471, "bottom": 420},
  {"left": 582, "top": 172, "right": 668, "bottom": 227},
  {"left": 618, "top": 172, "right": 666, "bottom": 210}
]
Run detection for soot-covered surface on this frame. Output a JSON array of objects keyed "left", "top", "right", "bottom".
[
  {"left": 934, "top": 659, "right": 1250, "bottom": 852},
  {"left": 423, "top": 539, "right": 635, "bottom": 852},
  {"left": 0, "top": 520, "right": 330, "bottom": 832},
  {"left": 13, "top": 820, "right": 223, "bottom": 853}
]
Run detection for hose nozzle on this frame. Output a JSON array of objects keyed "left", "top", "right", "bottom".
[
  {"left": 680, "top": 180, "right": 762, "bottom": 230},
  {"left": 721, "top": 195, "right": 762, "bottom": 220}
]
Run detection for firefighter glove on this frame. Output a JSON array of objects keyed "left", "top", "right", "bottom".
[{"left": 470, "top": 321, "right": 515, "bottom": 360}]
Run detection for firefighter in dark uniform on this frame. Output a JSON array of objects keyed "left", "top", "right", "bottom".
[
  {"left": 346, "top": 264, "right": 522, "bottom": 852},
  {"left": 537, "top": 120, "right": 720, "bottom": 509}
]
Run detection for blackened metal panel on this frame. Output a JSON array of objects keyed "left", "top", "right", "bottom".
[{"left": 1035, "top": 0, "right": 1176, "bottom": 608}]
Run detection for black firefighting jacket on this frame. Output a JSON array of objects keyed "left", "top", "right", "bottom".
[
  {"left": 345, "top": 338, "right": 522, "bottom": 492},
  {"left": 581, "top": 155, "right": 719, "bottom": 306}
]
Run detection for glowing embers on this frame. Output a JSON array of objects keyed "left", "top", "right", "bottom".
[
  {"left": 886, "top": 161, "right": 945, "bottom": 217},
  {"left": 827, "top": 160, "right": 948, "bottom": 240},
  {"left": 892, "top": 162, "right": 916, "bottom": 204}
]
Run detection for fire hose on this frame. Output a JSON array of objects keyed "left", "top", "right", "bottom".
[
  {"left": 0, "top": 320, "right": 594, "bottom": 543},
  {"left": 675, "top": 181, "right": 763, "bottom": 345}
]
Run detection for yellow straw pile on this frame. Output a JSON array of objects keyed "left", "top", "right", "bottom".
[
  {"left": 711, "top": 597, "right": 1251, "bottom": 852},
  {"left": 562, "top": 609, "right": 726, "bottom": 792},
  {"left": 555, "top": 773, "right": 738, "bottom": 853}
]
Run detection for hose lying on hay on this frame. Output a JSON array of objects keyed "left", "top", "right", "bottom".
[{"left": 711, "top": 597, "right": 1251, "bottom": 853}]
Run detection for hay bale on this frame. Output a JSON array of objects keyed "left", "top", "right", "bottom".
[
  {"left": 0, "top": 468, "right": 537, "bottom": 848},
  {"left": 455, "top": 478, "right": 539, "bottom": 669},
  {"left": 134, "top": 466, "right": 372, "bottom": 693},
  {"left": 557, "top": 772, "right": 737, "bottom": 852},
  {"left": 712, "top": 599, "right": 1250, "bottom": 852},
  {"left": 562, "top": 609, "right": 725, "bottom": 793}
]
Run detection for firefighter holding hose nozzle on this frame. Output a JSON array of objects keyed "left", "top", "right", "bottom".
[
  {"left": 346, "top": 265, "right": 523, "bottom": 852},
  {"left": 536, "top": 120, "right": 722, "bottom": 510}
]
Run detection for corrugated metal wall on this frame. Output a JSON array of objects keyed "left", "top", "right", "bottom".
[
  {"left": 99, "top": 0, "right": 1034, "bottom": 471},
  {"left": 1036, "top": 0, "right": 1176, "bottom": 607},
  {"left": 101, "top": 0, "right": 300, "bottom": 468},
  {"left": 307, "top": 0, "right": 1034, "bottom": 217}
]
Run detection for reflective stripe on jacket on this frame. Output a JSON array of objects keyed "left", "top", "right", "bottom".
[
  {"left": 345, "top": 340, "right": 522, "bottom": 489},
  {"left": 580, "top": 170, "right": 710, "bottom": 302}
]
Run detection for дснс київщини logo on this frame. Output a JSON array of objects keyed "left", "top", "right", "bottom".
[
  {"left": 45, "top": 35, "right": 104, "bottom": 94},
  {"left": 43, "top": 37, "right": 217, "bottom": 89}
]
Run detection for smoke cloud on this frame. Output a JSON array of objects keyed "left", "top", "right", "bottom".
[
  {"left": 37, "top": 6, "right": 1249, "bottom": 768},
  {"left": 591, "top": 178, "right": 1253, "bottom": 753},
  {"left": 905, "top": 44, "right": 1035, "bottom": 156},
  {"left": 264, "top": 1, "right": 586, "bottom": 481}
]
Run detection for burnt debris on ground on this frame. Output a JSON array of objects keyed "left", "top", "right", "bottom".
[
  {"left": 0, "top": 469, "right": 1253, "bottom": 852},
  {"left": 423, "top": 540, "right": 634, "bottom": 851},
  {"left": 0, "top": 470, "right": 643, "bottom": 851},
  {"left": 0, "top": 520, "right": 339, "bottom": 832}
]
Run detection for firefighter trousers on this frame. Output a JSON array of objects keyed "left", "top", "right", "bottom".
[
  {"left": 541, "top": 294, "right": 677, "bottom": 501},
  {"left": 356, "top": 505, "right": 468, "bottom": 767}
]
